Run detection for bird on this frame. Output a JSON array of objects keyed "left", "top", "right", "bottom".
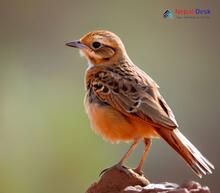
[{"left": 66, "top": 30, "right": 214, "bottom": 177}]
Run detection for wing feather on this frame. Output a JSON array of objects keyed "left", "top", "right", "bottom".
[{"left": 89, "top": 67, "right": 178, "bottom": 129}]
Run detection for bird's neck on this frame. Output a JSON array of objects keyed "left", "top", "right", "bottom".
[{"left": 86, "top": 53, "right": 133, "bottom": 69}]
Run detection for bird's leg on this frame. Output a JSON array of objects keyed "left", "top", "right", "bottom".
[
  {"left": 133, "top": 138, "right": 152, "bottom": 175},
  {"left": 100, "top": 140, "right": 139, "bottom": 176},
  {"left": 117, "top": 139, "right": 139, "bottom": 166}
]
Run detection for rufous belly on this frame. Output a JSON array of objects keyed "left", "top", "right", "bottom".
[{"left": 85, "top": 102, "right": 159, "bottom": 143}]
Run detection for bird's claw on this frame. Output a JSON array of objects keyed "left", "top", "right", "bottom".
[
  {"left": 133, "top": 168, "right": 144, "bottom": 176},
  {"left": 100, "top": 164, "right": 132, "bottom": 177}
]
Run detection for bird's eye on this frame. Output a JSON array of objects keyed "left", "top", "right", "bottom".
[{"left": 92, "top": 41, "right": 102, "bottom": 49}]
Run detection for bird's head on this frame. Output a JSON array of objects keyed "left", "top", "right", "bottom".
[{"left": 66, "top": 30, "right": 128, "bottom": 66}]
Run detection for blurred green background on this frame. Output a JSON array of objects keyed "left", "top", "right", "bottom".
[{"left": 1, "top": 0, "right": 220, "bottom": 193}]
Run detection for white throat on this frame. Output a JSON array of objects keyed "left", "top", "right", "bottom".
[{"left": 79, "top": 50, "right": 94, "bottom": 68}]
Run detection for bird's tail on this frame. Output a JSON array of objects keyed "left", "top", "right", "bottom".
[{"left": 156, "top": 128, "right": 214, "bottom": 178}]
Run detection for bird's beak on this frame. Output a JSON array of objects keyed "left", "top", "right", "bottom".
[{"left": 65, "top": 40, "right": 86, "bottom": 49}]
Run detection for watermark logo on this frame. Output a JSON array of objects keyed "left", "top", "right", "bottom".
[
  {"left": 163, "top": 8, "right": 211, "bottom": 19},
  {"left": 163, "top": 10, "right": 173, "bottom": 19}
]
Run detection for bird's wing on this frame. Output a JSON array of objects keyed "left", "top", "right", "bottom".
[{"left": 89, "top": 67, "right": 178, "bottom": 129}]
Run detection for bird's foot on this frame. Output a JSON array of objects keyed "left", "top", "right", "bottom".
[
  {"left": 132, "top": 168, "right": 144, "bottom": 176},
  {"left": 100, "top": 163, "right": 132, "bottom": 177}
]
